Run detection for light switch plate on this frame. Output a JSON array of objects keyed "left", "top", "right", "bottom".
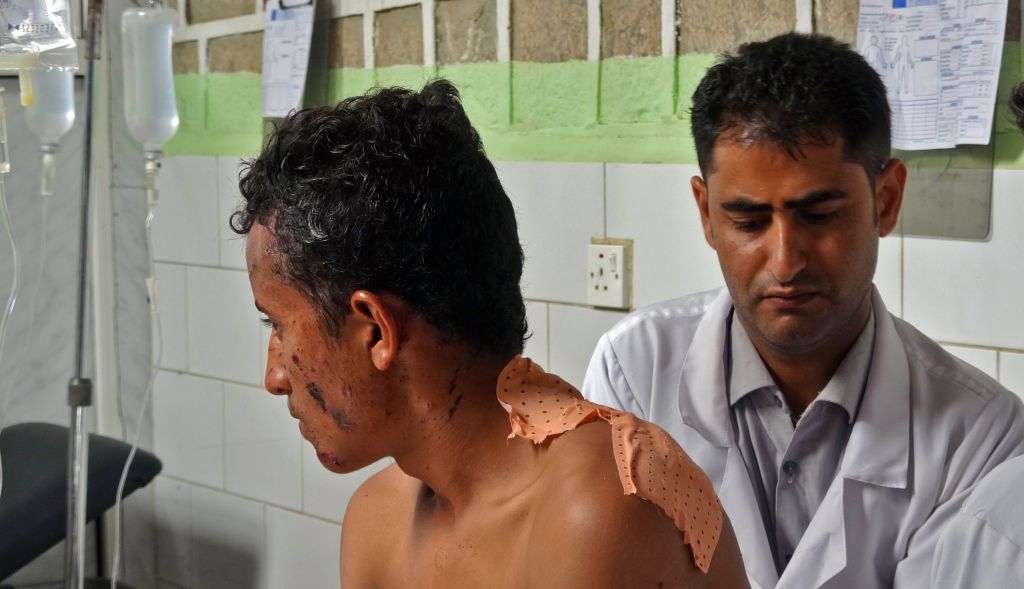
[{"left": 587, "top": 238, "right": 632, "bottom": 310}]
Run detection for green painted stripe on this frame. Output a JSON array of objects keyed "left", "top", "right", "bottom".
[{"left": 165, "top": 44, "right": 1024, "bottom": 169}]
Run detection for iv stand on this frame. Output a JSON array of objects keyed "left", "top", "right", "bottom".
[{"left": 66, "top": 1, "right": 103, "bottom": 588}]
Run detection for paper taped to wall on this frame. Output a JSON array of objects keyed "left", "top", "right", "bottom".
[
  {"left": 857, "top": 0, "right": 1008, "bottom": 150},
  {"left": 262, "top": 0, "right": 315, "bottom": 118}
]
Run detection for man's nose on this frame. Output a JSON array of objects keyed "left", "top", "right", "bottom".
[
  {"left": 264, "top": 336, "right": 292, "bottom": 396},
  {"left": 767, "top": 218, "right": 807, "bottom": 284}
]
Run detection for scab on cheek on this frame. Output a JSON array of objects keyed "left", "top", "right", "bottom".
[
  {"left": 331, "top": 409, "right": 356, "bottom": 430},
  {"left": 306, "top": 383, "right": 327, "bottom": 412}
]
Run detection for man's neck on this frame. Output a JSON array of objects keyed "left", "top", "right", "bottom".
[
  {"left": 390, "top": 354, "right": 543, "bottom": 517},
  {"left": 743, "top": 298, "right": 873, "bottom": 418}
]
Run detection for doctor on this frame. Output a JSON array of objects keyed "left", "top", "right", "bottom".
[{"left": 583, "top": 33, "right": 1024, "bottom": 589}]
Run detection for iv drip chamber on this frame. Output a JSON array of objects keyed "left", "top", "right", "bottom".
[{"left": 122, "top": 6, "right": 179, "bottom": 154}]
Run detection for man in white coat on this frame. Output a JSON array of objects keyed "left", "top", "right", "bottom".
[
  {"left": 928, "top": 82, "right": 1024, "bottom": 589},
  {"left": 582, "top": 33, "right": 1024, "bottom": 589}
]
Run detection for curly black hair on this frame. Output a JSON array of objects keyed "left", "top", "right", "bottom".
[
  {"left": 231, "top": 80, "right": 528, "bottom": 357},
  {"left": 1012, "top": 82, "right": 1024, "bottom": 132},
  {"left": 691, "top": 33, "right": 891, "bottom": 180}
]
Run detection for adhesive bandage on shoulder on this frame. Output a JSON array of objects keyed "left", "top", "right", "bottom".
[{"left": 496, "top": 357, "right": 723, "bottom": 574}]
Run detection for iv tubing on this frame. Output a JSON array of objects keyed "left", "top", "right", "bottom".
[
  {"left": 0, "top": 90, "right": 21, "bottom": 501},
  {"left": 109, "top": 170, "right": 162, "bottom": 589},
  {"left": 0, "top": 153, "right": 53, "bottom": 501}
]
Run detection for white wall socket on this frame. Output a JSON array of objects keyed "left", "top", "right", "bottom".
[{"left": 587, "top": 238, "right": 632, "bottom": 310}]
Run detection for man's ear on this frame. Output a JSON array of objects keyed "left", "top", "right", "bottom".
[
  {"left": 348, "top": 291, "right": 400, "bottom": 371},
  {"left": 875, "top": 158, "right": 906, "bottom": 237},
  {"left": 691, "top": 175, "right": 716, "bottom": 250}
]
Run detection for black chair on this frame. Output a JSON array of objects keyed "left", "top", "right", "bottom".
[{"left": 0, "top": 422, "right": 162, "bottom": 586}]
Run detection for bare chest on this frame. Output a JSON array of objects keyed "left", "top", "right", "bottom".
[{"left": 378, "top": 504, "right": 539, "bottom": 589}]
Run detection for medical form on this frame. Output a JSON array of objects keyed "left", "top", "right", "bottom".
[
  {"left": 857, "top": 0, "right": 1009, "bottom": 150},
  {"left": 262, "top": 0, "right": 315, "bottom": 118}
]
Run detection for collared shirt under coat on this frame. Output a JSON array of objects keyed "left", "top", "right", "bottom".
[{"left": 728, "top": 309, "right": 874, "bottom": 574}]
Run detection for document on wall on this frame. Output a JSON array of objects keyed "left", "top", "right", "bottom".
[
  {"left": 262, "top": 0, "right": 315, "bottom": 118},
  {"left": 856, "top": 0, "right": 1008, "bottom": 150}
]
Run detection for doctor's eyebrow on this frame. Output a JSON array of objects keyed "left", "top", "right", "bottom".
[
  {"left": 720, "top": 189, "right": 848, "bottom": 213},
  {"left": 720, "top": 198, "right": 772, "bottom": 213},
  {"left": 784, "top": 189, "right": 848, "bottom": 209}
]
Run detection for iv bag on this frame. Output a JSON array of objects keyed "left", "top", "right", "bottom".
[
  {"left": 24, "top": 68, "right": 74, "bottom": 146},
  {"left": 0, "top": 0, "right": 78, "bottom": 71},
  {"left": 122, "top": 6, "right": 178, "bottom": 153}
]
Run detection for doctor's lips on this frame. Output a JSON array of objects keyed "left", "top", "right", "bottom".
[{"left": 760, "top": 288, "right": 820, "bottom": 308}]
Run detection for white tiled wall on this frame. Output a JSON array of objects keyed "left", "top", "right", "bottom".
[
  {"left": 152, "top": 157, "right": 345, "bottom": 588},
  {"left": 224, "top": 383, "right": 302, "bottom": 509},
  {"left": 186, "top": 266, "right": 263, "bottom": 385},
  {"left": 495, "top": 162, "right": 606, "bottom": 304},
  {"left": 904, "top": 170, "right": 1024, "bottom": 350},
  {"left": 149, "top": 156, "right": 1024, "bottom": 588},
  {"left": 605, "top": 163, "right": 723, "bottom": 306}
]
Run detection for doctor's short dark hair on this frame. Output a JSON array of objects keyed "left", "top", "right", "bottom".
[
  {"left": 1012, "top": 82, "right": 1024, "bottom": 132},
  {"left": 231, "top": 79, "right": 528, "bottom": 357},
  {"left": 690, "top": 32, "right": 892, "bottom": 181}
]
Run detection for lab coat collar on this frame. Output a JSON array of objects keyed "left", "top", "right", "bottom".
[
  {"left": 678, "top": 289, "right": 779, "bottom": 589},
  {"left": 678, "top": 288, "right": 736, "bottom": 448},
  {"left": 836, "top": 288, "right": 911, "bottom": 489}
]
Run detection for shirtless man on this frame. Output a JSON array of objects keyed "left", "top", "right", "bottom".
[{"left": 233, "top": 80, "right": 747, "bottom": 588}]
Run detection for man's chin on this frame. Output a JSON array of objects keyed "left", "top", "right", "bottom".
[
  {"left": 755, "top": 319, "right": 830, "bottom": 354},
  {"left": 316, "top": 449, "right": 352, "bottom": 473}
]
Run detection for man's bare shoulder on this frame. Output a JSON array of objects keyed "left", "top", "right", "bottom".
[
  {"left": 529, "top": 421, "right": 748, "bottom": 589},
  {"left": 341, "top": 464, "right": 417, "bottom": 586},
  {"left": 525, "top": 422, "right": 687, "bottom": 587}
]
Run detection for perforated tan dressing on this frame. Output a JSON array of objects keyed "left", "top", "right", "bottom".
[{"left": 497, "top": 357, "right": 723, "bottom": 574}]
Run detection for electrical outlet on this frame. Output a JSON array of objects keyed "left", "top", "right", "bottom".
[{"left": 587, "top": 238, "right": 632, "bottom": 310}]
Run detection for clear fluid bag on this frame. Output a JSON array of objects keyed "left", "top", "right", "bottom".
[
  {"left": 122, "top": 5, "right": 178, "bottom": 154},
  {"left": 0, "top": 0, "right": 78, "bottom": 70}
]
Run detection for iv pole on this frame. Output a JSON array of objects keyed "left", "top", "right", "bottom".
[{"left": 66, "top": 0, "right": 103, "bottom": 587}]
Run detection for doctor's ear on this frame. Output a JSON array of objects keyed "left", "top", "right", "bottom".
[
  {"left": 874, "top": 159, "right": 906, "bottom": 237},
  {"left": 691, "top": 176, "right": 716, "bottom": 250}
]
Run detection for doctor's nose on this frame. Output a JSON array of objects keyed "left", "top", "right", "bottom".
[
  {"left": 766, "top": 219, "right": 808, "bottom": 284},
  {"left": 264, "top": 336, "right": 292, "bottom": 396}
]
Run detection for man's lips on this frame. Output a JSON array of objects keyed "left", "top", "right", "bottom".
[{"left": 761, "top": 290, "right": 820, "bottom": 308}]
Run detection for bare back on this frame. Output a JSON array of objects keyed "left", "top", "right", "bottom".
[
  {"left": 341, "top": 359, "right": 748, "bottom": 589},
  {"left": 342, "top": 423, "right": 746, "bottom": 589}
]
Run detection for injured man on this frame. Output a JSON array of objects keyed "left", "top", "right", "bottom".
[{"left": 231, "top": 80, "right": 748, "bottom": 588}]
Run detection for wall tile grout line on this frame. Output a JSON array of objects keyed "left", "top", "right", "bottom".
[
  {"left": 587, "top": 0, "right": 601, "bottom": 62},
  {"left": 795, "top": 0, "right": 814, "bottom": 33},
  {"left": 221, "top": 380, "right": 228, "bottom": 492},
  {"left": 496, "top": 0, "right": 511, "bottom": 63},
  {"left": 154, "top": 259, "right": 250, "bottom": 273},
  {"left": 660, "top": 0, "right": 676, "bottom": 59},
  {"left": 160, "top": 475, "right": 346, "bottom": 527},
  {"left": 157, "top": 367, "right": 263, "bottom": 391},
  {"left": 421, "top": 0, "right": 436, "bottom": 68}
]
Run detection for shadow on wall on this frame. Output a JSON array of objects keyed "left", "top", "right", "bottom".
[{"left": 186, "top": 531, "right": 261, "bottom": 587}]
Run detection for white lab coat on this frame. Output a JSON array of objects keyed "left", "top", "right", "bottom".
[
  {"left": 582, "top": 287, "right": 1024, "bottom": 589},
  {"left": 930, "top": 455, "right": 1024, "bottom": 588}
]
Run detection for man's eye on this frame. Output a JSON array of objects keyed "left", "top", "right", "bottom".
[
  {"left": 259, "top": 316, "right": 277, "bottom": 330},
  {"left": 733, "top": 218, "right": 767, "bottom": 232},
  {"left": 803, "top": 210, "right": 839, "bottom": 224}
]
